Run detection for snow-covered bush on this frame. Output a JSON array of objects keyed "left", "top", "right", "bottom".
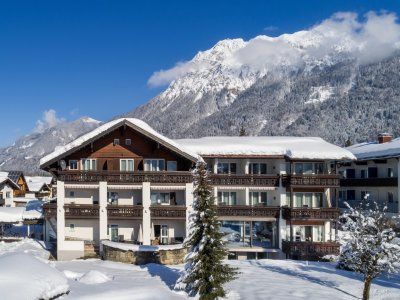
[
  {"left": 338, "top": 202, "right": 400, "bottom": 300},
  {"left": 175, "top": 161, "right": 238, "bottom": 300}
]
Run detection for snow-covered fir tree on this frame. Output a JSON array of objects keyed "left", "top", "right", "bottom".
[
  {"left": 338, "top": 201, "right": 400, "bottom": 300},
  {"left": 175, "top": 161, "right": 238, "bottom": 300}
]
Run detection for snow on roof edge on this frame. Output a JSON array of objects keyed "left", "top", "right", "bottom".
[{"left": 39, "top": 118, "right": 200, "bottom": 168}]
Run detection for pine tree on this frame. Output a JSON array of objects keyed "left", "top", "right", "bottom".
[
  {"left": 344, "top": 138, "right": 352, "bottom": 147},
  {"left": 239, "top": 126, "right": 246, "bottom": 136},
  {"left": 338, "top": 202, "right": 400, "bottom": 300},
  {"left": 175, "top": 161, "right": 238, "bottom": 300}
]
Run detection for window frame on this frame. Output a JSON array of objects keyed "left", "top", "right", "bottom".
[
  {"left": 69, "top": 160, "right": 78, "bottom": 170},
  {"left": 120, "top": 159, "right": 134, "bottom": 172},
  {"left": 80, "top": 158, "right": 97, "bottom": 171},
  {"left": 144, "top": 159, "right": 165, "bottom": 172},
  {"left": 125, "top": 139, "right": 132, "bottom": 146}
]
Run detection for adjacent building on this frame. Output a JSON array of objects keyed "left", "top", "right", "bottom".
[
  {"left": 339, "top": 134, "right": 400, "bottom": 216},
  {"left": 40, "top": 118, "right": 355, "bottom": 260}
]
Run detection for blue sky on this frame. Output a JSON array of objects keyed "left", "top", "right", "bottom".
[{"left": 0, "top": 0, "right": 399, "bottom": 147}]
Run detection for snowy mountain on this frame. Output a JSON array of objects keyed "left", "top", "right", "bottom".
[
  {"left": 125, "top": 12, "right": 400, "bottom": 145},
  {"left": 0, "top": 117, "right": 101, "bottom": 174}
]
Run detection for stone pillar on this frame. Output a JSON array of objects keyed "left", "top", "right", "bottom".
[
  {"left": 185, "top": 183, "right": 194, "bottom": 238},
  {"left": 57, "top": 180, "right": 65, "bottom": 251},
  {"left": 142, "top": 182, "right": 151, "bottom": 245},
  {"left": 99, "top": 182, "right": 108, "bottom": 242}
]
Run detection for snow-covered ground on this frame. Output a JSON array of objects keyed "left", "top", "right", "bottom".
[{"left": 0, "top": 239, "right": 399, "bottom": 299}]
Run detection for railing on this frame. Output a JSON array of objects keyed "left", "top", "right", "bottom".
[
  {"left": 43, "top": 203, "right": 57, "bottom": 217},
  {"left": 209, "top": 174, "right": 280, "bottom": 186},
  {"left": 107, "top": 205, "right": 143, "bottom": 219},
  {"left": 150, "top": 205, "right": 186, "bottom": 219},
  {"left": 282, "top": 241, "right": 340, "bottom": 259},
  {"left": 282, "top": 174, "right": 340, "bottom": 188},
  {"left": 14, "top": 190, "right": 26, "bottom": 197},
  {"left": 282, "top": 207, "right": 340, "bottom": 220},
  {"left": 57, "top": 171, "right": 193, "bottom": 184},
  {"left": 340, "top": 177, "right": 398, "bottom": 187},
  {"left": 217, "top": 205, "right": 280, "bottom": 218},
  {"left": 64, "top": 204, "right": 99, "bottom": 218}
]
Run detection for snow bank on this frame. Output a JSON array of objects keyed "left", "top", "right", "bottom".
[
  {"left": 176, "top": 136, "right": 356, "bottom": 160},
  {"left": 0, "top": 239, "right": 50, "bottom": 260},
  {"left": 0, "top": 252, "right": 69, "bottom": 300},
  {"left": 78, "top": 270, "right": 112, "bottom": 284},
  {"left": 102, "top": 240, "right": 184, "bottom": 252}
]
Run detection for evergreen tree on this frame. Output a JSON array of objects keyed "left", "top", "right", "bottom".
[
  {"left": 338, "top": 202, "right": 400, "bottom": 300},
  {"left": 175, "top": 161, "right": 238, "bottom": 300},
  {"left": 344, "top": 138, "right": 352, "bottom": 147},
  {"left": 239, "top": 126, "right": 246, "bottom": 136}
]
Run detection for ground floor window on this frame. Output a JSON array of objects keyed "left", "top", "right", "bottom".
[
  {"left": 287, "top": 225, "right": 324, "bottom": 242},
  {"left": 220, "top": 220, "right": 278, "bottom": 248},
  {"left": 154, "top": 224, "right": 169, "bottom": 244}
]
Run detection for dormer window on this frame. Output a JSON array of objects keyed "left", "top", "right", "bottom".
[
  {"left": 113, "top": 139, "right": 120, "bottom": 146},
  {"left": 125, "top": 139, "right": 132, "bottom": 145}
]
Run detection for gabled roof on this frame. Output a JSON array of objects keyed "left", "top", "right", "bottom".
[
  {"left": 346, "top": 137, "right": 400, "bottom": 160},
  {"left": 25, "top": 176, "right": 53, "bottom": 192},
  {"left": 176, "top": 136, "right": 356, "bottom": 160},
  {"left": 0, "top": 174, "right": 20, "bottom": 190},
  {"left": 40, "top": 118, "right": 200, "bottom": 169}
]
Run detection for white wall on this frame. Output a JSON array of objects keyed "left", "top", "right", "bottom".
[
  {"left": 65, "top": 219, "right": 99, "bottom": 243},
  {"left": 65, "top": 189, "right": 99, "bottom": 204}
]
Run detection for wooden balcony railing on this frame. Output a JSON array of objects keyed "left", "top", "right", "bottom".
[
  {"left": 64, "top": 204, "right": 99, "bottom": 219},
  {"left": 43, "top": 203, "right": 57, "bottom": 218},
  {"left": 340, "top": 177, "right": 398, "bottom": 187},
  {"left": 209, "top": 174, "right": 280, "bottom": 187},
  {"left": 107, "top": 205, "right": 143, "bottom": 219},
  {"left": 217, "top": 205, "right": 280, "bottom": 218},
  {"left": 282, "top": 174, "right": 340, "bottom": 188},
  {"left": 282, "top": 241, "right": 340, "bottom": 259},
  {"left": 282, "top": 207, "right": 340, "bottom": 220},
  {"left": 150, "top": 205, "right": 186, "bottom": 219},
  {"left": 57, "top": 171, "right": 193, "bottom": 184}
]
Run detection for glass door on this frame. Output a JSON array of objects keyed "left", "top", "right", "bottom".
[
  {"left": 161, "top": 225, "right": 169, "bottom": 244},
  {"left": 110, "top": 225, "right": 119, "bottom": 242}
]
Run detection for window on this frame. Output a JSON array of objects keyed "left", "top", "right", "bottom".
[
  {"left": 249, "top": 192, "right": 267, "bottom": 206},
  {"left": 292, "top": 225, "right": 324, "bottom": 242},
  {"left": 314, "top": 163, "right": 324, "bottom": 174},
  {"left": 368, "top": 167, "right": 378, "bottom": 178},
  {"left": 108, "top": 192, "right": 119, "bottom": 205},
  {"left": 388, "top": 192, "right": 394, "bottom": 203},
  {"left": 294, "top": 163, "right": 316, "bottom": 174},
  {"left": 361, "top": 191, "right": 371, "bottom": 200},
  {"left": 113, "top": 139, "right": 120, "bottom": 145},
  {"left": 81, "top": 159, "right": 96, "bottom": 171},
  {"left": 125, "top": 139, "right": 131, "bottom": 145},
  {"left": 69, "top": 160, "right": 78, "bottom": 170},
  {"left": 360, "top": 169, "right": 367, "bottom": 179},
  {"left": 217, "top": 192, "right": 237, "bottom": 205},
  {"left": 293, "top": 193, "right": 320, "bottom": 208},
  {"left": 69, "top": 191, "right": 75, "bottom": 197},
  {"left": 144, "top": 159, "right": 165, "bottom": 171},
  {"left": 120, "top": 159, "right": 134, "bottom": 171},
  {"left": 346, "top": 169, "right": 355, "bottom": 178},
  {"left": 5, "top": 192, "right": 11, "bottom": 198},
  {"left": 167, "top": 161, "right": 177, "bottom": 171},
  {"left": 161, "top": 225, "right": 169, "bottom": 244},
  {"left": 151, "top": 192, "right": 175, "bottom": 205},
  {"left": 249, "top": 163, "right": 267, "bottom": 174},
  {"left": 314, "top": 193, "right": 323, "bottom": 208},
  {"left": 69, "top": 224, "right": 75, "bottom": 232},
  {"left": 388, "top": 168, "right": 394, "bottom": 178},
  {"left": 217, "top": 162, "right": 236, "bottom": 174},
  {"left": 346, "top": 190, "right": 355, "bottom": 201}
]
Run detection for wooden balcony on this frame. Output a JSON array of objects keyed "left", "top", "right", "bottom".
[
  {"left": 43, "top": 203, "right": 57, "bottom": 218},
  {"left": 217, "top": 205, "right": 280, "bottom": 218},
  {"left": 282, "top": 174, "right": 340, "bottom": 188},
  {"left": 282, "top": 207, "right": 340, "bottom": 220},
  {"left": 340, "top": 177, "right": 398, "bottom": 187},
  {"left": 57, "top": 171, "right": 193, "bottom": 184},
  {"left": 150, "top": 205, "right": 186, "bottom": 219},
  {"left": 107, "top": 205, "right": 143, "bottom": 219},
  {"left": 282, "top": 241, "right": 340, "bottom": 260},
  {"left": 64, "top": 204, "right": 99, "bottom": 219},
  {"left": 209, "top": 174, "right": 280, "bottom": 187}
]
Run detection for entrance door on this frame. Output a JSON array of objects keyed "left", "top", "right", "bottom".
[{"left": 110, "top": 225, "right": 119, "bottom": 242}]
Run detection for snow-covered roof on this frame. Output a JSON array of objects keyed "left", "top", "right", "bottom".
[
  {"left": 346, "top": 137, "right": 400, "bottom": 160},
  {"left": 40, "top": 118, "right": 200, "bottom": 168},
  {"left": 175, "top": 136, "right": 356, "bottom": 160},
  {"left": 0, "top": 200, "right": 43, "bottom": 223},
  {"left": 0, "top": 172, "right": 20, "bottom": 190},
  {"left": 25, "top": 176, "right": 52, "bottom": 192}
]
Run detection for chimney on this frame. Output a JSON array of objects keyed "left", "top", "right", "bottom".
[{"left": 378, "top": 133, "right": 392, "bottom": 144}]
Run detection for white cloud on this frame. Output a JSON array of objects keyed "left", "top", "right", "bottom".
[
  {"left": 33, "top": 109, "right": 65, "bottom": 133},
  {"left": 148, "top": 11, "right": 400, "bottom": 87}
]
